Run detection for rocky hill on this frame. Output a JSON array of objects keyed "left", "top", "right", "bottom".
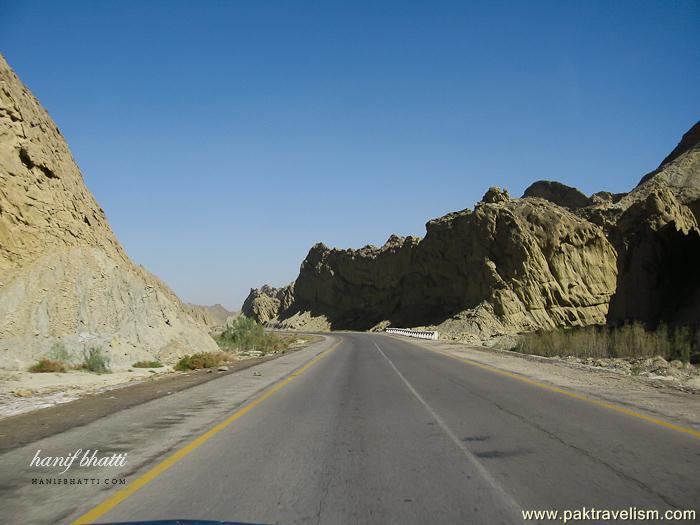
[
  {"left": 185, "top": 303, "right": 239, "bottom": 329},
  {"left": 0, "top": 54, "right": 218, "bottom": 370},
  {"left": 244, "top": 120, "right": 700, "bottom": 341}
]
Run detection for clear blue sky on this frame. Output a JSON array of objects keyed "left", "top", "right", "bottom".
[{"left": 1, "top": 1, "right": 699, "bottom": 309}]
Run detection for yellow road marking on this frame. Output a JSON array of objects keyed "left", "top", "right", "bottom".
[
  {"left": 70, "top": 341, "right": 340, "bottom": 525},
  {"left": 386, "top": 335, "right": 700, "bottom": 439}
]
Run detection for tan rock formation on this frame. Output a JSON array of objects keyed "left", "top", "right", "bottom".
[
  {"left": 243, "top": 119, "right": 700, "bottom": 339},
  {"left": 607, "top": 189, "right": 700, "bottom": 327},
  {"left": 0, "top": 54, "right": 218, "bottom": 370},
  {"left": 244, "top": 194, "right": 618, "bottom": 338},
  {"left": 241, "top": 284, "right": 294, "bottom": 324}
]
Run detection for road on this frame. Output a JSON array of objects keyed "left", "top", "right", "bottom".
[{"left": 2, "top": 332, "right": 699, "bottom": 524}]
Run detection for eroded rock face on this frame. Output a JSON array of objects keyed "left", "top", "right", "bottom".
[
  {"left": 481, "top": 186, "right": 510, "bottom": 204},
  {"left": 0, "top": 54, "right": 218, "bottom": 369},
  {"left": 0, "top": 58, "right": 126, "bottom": 271},
  {"left": 411, "top": 196, "right": 617, "bottom": 333},
  {"left": 241, "top": 284, "right": 294, "bottom": 324},
  {"left": 604, "top": 120, "right": 700, "bottom": 327},
  {"left": 607, "top": 189, "right": 700, "bottom": 327},
  {"left": 245, "top": 190, "right": 618, "bottom": 337},
  {"left": 292, "top": 236, "right": 421, "bottom": 329}
]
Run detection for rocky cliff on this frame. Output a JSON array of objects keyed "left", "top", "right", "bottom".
[
  {"left": 0, "top": 54, "right": 218, "bottom": 369},
  {"left": 244, "top": 119, "right": 700, "bottom": 340},
  {"left": 286, "top": 191, "right": 618, "bottom": 337},
  {"left": 606, "top": 189, "right": 700, "bottom": 327},
  {"left": 241, "top": 284, "right": 294, "bottom": 324}
]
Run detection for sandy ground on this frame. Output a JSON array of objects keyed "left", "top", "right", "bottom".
[
  {"left": 389, "top": 335, "right": 700, "bottom": 430},
  {"left": 0, "top": 367, "right": 173, "bottom": 419}
]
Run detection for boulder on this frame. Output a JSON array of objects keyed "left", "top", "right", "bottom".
[{"left": 522, "top": 180, "right": 592, "bottom": 209}]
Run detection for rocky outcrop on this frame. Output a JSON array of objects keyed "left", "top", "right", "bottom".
[
  {"left": 291, "top": 235, "right": 421, "bottom": 329},
  {"left": 0, "top": 54, "right": 218, "bottom": 369},
  {"left": 626, "top": 119, "right": 700, "bottom": 219},
  {"left": 522, "top": 180, "right": 592, "bottom": 209},
  {"left": 605, "top": 120, "right": 700, "bottom": 327},
  {"left": 607, "top": 189, "right": 700, "bottom": 327},
  {"left": 241, "top": 284, "right": 294, "bottom": 324},
  {"left": 481, "top": 186, "right": 510, "bottom": 204},
  {"left": 245, "top": 193, "right": 618, "bottom": 338},
  {"left": 244, "top": 119, "right": 700, "bottom": 340}
]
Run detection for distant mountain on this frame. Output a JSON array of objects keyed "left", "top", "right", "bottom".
[
  {"left": 0, "top": 54, "right": 218, "bottom": 370},
  {"left": 243, "top": 120, "right": 700, "bottom": 341},
  {"left": 185, "top": 303, "right": 239, "bottom": 328}
]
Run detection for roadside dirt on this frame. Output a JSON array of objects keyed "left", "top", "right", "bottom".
[{"left": 0, "top": 334, "right": 323, "bottom": 420}]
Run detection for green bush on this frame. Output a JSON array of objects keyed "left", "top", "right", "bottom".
[
  {"left": 175, "top": 352, "right": 229, "bottom": 371},
  {"left": 47, "top": 342, "right": 71, "bottom": 363},
  {"left": 516, "top": 322, "right": 699, "bottom": 362},
  {"left": 132, "top": 360, "right": 163, "bottom": 368},
  {"left": 217, "top": 317, "right": 291, "bottom": 355},
  {"left": 29, "top": 358, "right": 67, "bottom": 373},
  {"left": 81, "top": 347, "right": 111, "bottom": 374}
]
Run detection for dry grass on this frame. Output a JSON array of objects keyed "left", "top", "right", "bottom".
[
  {"left": 29, "top": 358, "right": 67, "bottom": 373},
  {"left": 516, "top": 322, "right": 698, "bottom": 363},
  {"left": 132, "top": 360, "right": 163, "bottom": 368},
  {"left": 175, "top": 352, "right": 231, "bottom": 371}
]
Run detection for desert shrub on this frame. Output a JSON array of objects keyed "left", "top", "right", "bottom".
[
  {"left": 47, "top": 342, "right": 71, "bottom": 363},
  {"left": 81, "top": 346, "right": 110, "bottom": 373},
  {"left": 516, "top": 322, "right": 699, "bottom": 362},
  {"left": 218, "top": 317, "right": 292, "bottom": 354},
  {"left": 29, "top": 358, "right": 67, "bottom": 373},
  {"left": 132, "top": 360, "right": 163, "bottom": 368},
  {"left": 670, "top": 326, "right": 692, "bottom": 362},
  {"left": 608, "top": 322, "right": 654, "bottom": 358},
  {"left": 175, "top": 352, "right": 229, "bottom": 371}
]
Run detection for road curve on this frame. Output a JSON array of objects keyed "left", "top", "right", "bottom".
[{"left": 77, "top": 332, "right": 699, "bottom": 525}]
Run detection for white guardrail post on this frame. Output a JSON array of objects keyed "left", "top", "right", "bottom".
[{"left": 385, "top": 327, "right": 439, "bottom": 340}]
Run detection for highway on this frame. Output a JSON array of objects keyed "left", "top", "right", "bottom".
[{"left": 1, "top": 332, "right": 698, "bottom": 524}]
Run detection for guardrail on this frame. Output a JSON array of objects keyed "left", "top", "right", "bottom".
[{"left": 385, "top": 327, "right": 439, "bottom": 340}]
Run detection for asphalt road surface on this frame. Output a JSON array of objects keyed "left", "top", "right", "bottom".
[{"left": 5, "top": 333, "right": 700, "bottom": 524}]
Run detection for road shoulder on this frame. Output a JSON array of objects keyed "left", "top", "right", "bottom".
[
  {"left": 382, "top": 334, "right": 700, "bottom": 432},
  {"left": 0, "top": 335, "right": 330, "bottom": 453}
]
